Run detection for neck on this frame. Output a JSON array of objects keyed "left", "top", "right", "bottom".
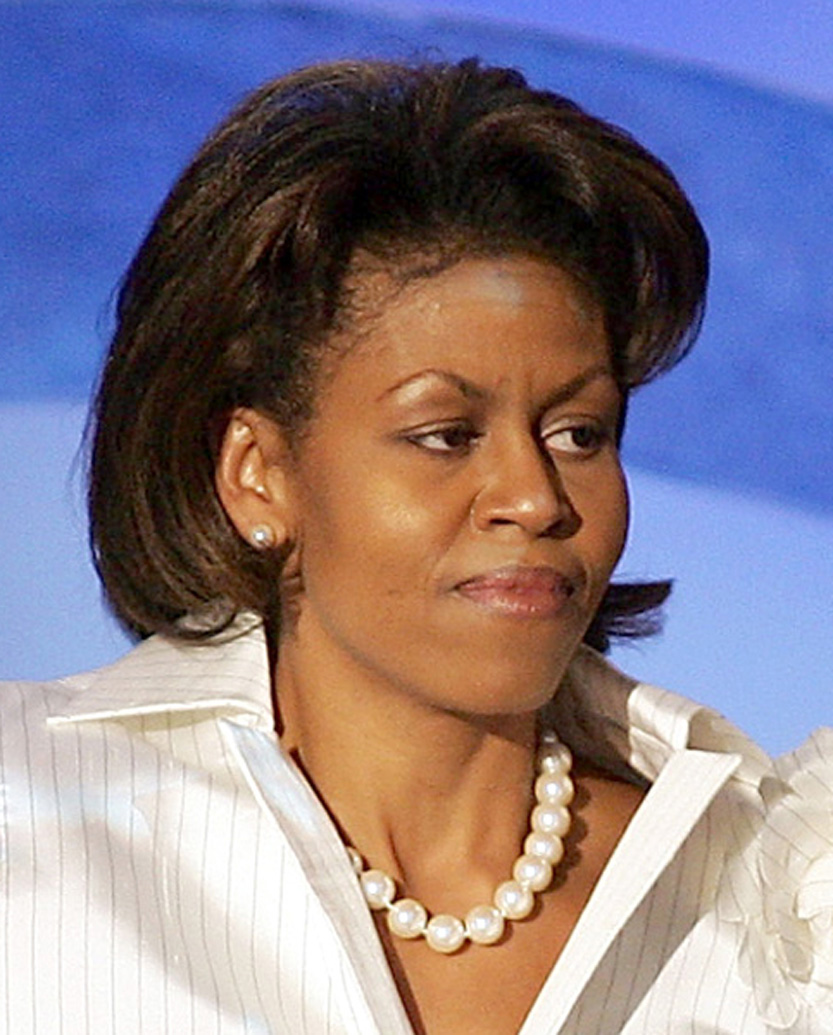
[{"left": 274, "top": 622, "right": 541, "bottom": 914}]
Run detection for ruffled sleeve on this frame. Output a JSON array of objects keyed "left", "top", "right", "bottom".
[{"left": 719, "top": 728, "right": 833, "bottom": 1031}]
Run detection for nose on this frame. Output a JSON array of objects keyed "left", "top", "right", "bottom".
[{"left": 469, "top": 434, "right": 581, "bottom": 539}]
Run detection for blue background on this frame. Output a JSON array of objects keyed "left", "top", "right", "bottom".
[{"left": 2, "top": 1, "right": 831, "bottom": 752}]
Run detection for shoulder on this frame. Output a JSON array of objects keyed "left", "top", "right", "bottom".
[
  {"left": 0, "top": 666, "right": 120, "bottom": 797},
  {"left": 554, "top": 644, "right": 772, "bottom": 787},
  {"left": 0, "top": 641, "right": 190, "bottom": 829},
  {"left": 0, "top": 668, "right": 93, "bottom": 709},
  {"left": 0, "top": 674, "right": 82, "bottom": 770},
  {"left": 0, "top": 674, "right": 94, "bottom": 903},
  {"left": 0, "top": 617, "right": 272, "bottom": 726},
  {"left": 561, "top": 647, "right": 833, "bottom": 1029},
  {"left": 0, "top": 652, "right": 137, "bottom": 750}
]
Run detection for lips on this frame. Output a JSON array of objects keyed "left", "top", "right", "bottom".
[{"left": 454, "top": 565, "right": 578, "bottom": 619}]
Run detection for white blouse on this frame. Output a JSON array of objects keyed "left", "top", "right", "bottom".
[{"left": 1, "top": 619, "right": 831, "bottom": 1034}]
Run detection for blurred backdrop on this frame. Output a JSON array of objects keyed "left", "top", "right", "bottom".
[{"left": 2, "top": 0, "right": 832, "bottom": 753}]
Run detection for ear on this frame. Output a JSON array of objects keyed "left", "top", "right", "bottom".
[{"left": 215, "top": 408, "right": 297, "bottom": 550}]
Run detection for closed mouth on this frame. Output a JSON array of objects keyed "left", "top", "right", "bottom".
[{"left": 454, "top": 566, "right": 578, "bottom": 618}]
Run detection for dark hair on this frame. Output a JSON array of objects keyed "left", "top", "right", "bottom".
[{"left": 88, "top": 57, "right": 708, "bottom": 648}]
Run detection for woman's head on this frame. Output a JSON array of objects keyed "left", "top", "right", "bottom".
[
  {"left": 215, "top": 255, "right": 630, "bottom": 715},
  {"left": 88, "top": 57, "right": 708, "bottom": 644}
]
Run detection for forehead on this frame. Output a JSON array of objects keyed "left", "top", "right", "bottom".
[
  {"left": 292, "top": 257, "right": 616, "bottom": 447},
  {"left": 332, "top": 255, "right": 608, "bottom": 375},
  {"left": 349, "top": 253, "right": 598, "bottom": 318},
  {"left": 300, "top": 255, "right": 617, "bottom": 441}
]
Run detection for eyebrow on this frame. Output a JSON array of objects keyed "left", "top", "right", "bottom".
[
  {"left": 378, "top": 368, "right": 489, "bottom": 402},
  {"left": 540, "top": 363, "right": 619, "bottom": 409},
  {"left": 379, "top": 363, "right": 616, "bottom": 406}
]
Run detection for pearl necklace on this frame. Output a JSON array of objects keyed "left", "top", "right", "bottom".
[{"left": 347, "top": 730, "right": 574, "bottom": 954}]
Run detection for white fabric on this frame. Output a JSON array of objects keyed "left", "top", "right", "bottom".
[{"left": 0, "top": 619, "right": 830, "bottom": 1033}]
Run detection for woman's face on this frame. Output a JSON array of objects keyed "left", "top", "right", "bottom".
[{"left": 278, "top": 255, "right": 628, "bottom": 716}]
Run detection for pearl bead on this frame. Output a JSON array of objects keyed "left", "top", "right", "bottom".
[
  {"left": 387, "top": 898, "right": 428, "bottom": 938},
  {"left": 250, "top": 524, "right": 275, "bottom": 548},
  {"left": 465, "top": 904, "right": 505, "bottom": 945},
  {"left": 494, "top": 879, "right": 534, "bottom": 920},
  {"left": 535, "top": 772, "right": 574, "bottom": 806},
  {"left": 524, "top": 831, "right": 565, "bottom": 865},
  {"left": 425, "top": 914, "right": 466, "bottom": 954},
  {"left": 540, "top": 742, "right": 572, "bottom": 774},
  {"left": 532, "top": 803, "right": 571, "bottom": 838},
  {"left": 347, "top": 847, "right": 364, "bottom": 874},
  {"left": 360, "top": 869, "right": 395, "bottom": 909},
  {"left": 513, "top": 853, "right": 553, "bottom": 892}
]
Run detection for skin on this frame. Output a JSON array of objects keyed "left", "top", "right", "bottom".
[{"left": 217, "top": 256, "right": 642, "bottom": 1034}]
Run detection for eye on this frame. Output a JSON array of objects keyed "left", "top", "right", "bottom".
[
  {"left": 542, "top": 421, "right": 610, "bottom": 459},
  {"left": 405, "top": 421, "right": 481, "bottom": 454}
]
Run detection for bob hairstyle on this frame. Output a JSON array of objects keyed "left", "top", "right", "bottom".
[{"left": 88, "top": 57, "right": 709, "bottom": 650}]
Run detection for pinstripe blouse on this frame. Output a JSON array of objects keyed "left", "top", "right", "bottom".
[{"left": 1, "top": 619, "right": 831, "bottom": 1033}]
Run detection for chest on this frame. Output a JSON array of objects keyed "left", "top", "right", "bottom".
[
  {"left": 375, "top": 886, "right": 587, "bottom": 1035},
  {"left": 3, "top": 716, "right": 769, "bottom": 1035}
]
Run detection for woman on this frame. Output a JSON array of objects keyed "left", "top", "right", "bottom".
[{"left": 2, "top": 58, "right": 830, "bottom": 1034}]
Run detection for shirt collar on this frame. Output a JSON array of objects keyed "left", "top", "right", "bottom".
[
  {"left": 548, "top": 644, "right": 771, "bottom": 788},
  {"left": 46, "top": 613, "right": 274, "bottom": 731},
  {"left": 47, "top": 616, "right": 771, "bottom": 788}
]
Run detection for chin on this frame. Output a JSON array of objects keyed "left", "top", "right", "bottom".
[{"left": 439, "top": 648, "right": 578, "bottom": 718}]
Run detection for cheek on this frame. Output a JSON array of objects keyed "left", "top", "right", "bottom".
[
  {"left": 575, "top": 464, "right": 630, "bottom": 582},
  {"left": 611, "top": 468, "right": 631, "bottom": 558},
  {"left": 294, "top": 464, "right": 448, "bottom": 598}
]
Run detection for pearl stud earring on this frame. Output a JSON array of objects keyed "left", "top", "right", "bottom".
[{"left": 250, "top": 524, "right": 276, "bottom": 549}]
